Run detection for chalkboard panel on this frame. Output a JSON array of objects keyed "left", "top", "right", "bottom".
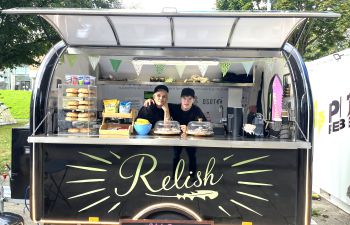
[{"left": 120, "top": 219, "right": 214, "bottom": 225}]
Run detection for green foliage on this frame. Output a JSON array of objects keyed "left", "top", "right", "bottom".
[
  {"left": 216, "top": 0, "right": 253, "bottom": 10},
  {"left": 0, "top": 120, "right": 29, "bottom": 170},
  {"left": 216, "top": 0, "right": 350, "bottom": 60},
  {"left": 0, "top": 0, "right": 121, "bottom": 70},
  {"left": 0, "top": 90, "right": 32, "bottom": 119},
  {"left": 274, "top": 0, "right": 350, "bottom": 60}
]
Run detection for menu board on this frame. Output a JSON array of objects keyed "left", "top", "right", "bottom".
[{"left": 120, "top": 219, "right": 214, "bottom": 225}]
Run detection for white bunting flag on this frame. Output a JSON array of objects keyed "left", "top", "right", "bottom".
[
  {"left": 242, "top": 61, "right": 254, "bottom": 76},
  {"left": 175, "top": 64, "right": 186, "bottom": 78},
  {"left": 132, "top": 61, "right": 143, "bottom": 76},
  {"left": 88, "top": 56, "right": 100, "bottom": 71},
  {"left": 198, "top": 64, "right": 209, "bottom": 77}
]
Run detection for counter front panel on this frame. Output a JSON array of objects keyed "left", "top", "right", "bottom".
[{"left": 37, "top": 144, "right": 302, "bottom": 225}]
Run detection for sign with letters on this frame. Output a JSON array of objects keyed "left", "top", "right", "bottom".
[{"left": 41, "top": 144, "right": 300, "bottom": 225}]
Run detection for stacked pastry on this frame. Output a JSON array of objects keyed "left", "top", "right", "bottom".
[{"left": 63, "top": 86, "right": 96, "bottom": 134}]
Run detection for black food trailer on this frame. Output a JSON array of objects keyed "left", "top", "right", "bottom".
[{"left": 2, "top": 8, "right": 339, "bottom": 225}]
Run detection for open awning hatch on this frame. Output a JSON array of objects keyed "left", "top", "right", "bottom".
[{"left": 2, "top": 8, "right": 340, "bottom": 49}]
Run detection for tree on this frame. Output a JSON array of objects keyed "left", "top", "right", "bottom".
[
  {"left": 0, "top": 0, "right": 121, "bottom": 70},
  {"left": 216, "top": 0, "right": 350, "bottom": 60}
]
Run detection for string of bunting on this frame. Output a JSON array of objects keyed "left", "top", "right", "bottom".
[{"left": 61, "top": 56, "right": 277, "bottom": 77}]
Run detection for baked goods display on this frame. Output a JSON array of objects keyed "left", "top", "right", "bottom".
[
  {"left": 184, "top": 75, "right": 209, "bottom": 83},
  {"left": 186, "top": 121, "right": 214, "bottom": 136},
  {"left": 58, "top": 82, "right": 97, "bottom": 136},
  {"left": 153, "top": 120, "right": 181, "bottom": 135}
]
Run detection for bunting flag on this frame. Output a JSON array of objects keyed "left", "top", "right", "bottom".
[
  {"left": 154, "top": 64, "right": 165, "bottom": 76},
  {"left": 175, "top": 64, "right": 186, "bottom": 78},
  {"left": 59, "top": 56, "right": 65, "bottom": 65},
  {"left": 66, "top": 54, "right": 78, "bottom": 68},
  {"left": 198, "top": 64, "right": 209, "bottom": 77},
  {"left": 132, "top": 61, "right": 143, "bottom": 76},
  {"left": 242, "top": 61, "right": 254, "bottom": 76},
  {"left": 220, "top": 62, "right": 231, "bottom": 77},
  {"left": 88, "top": 56, "right": 100, "bottom": 71},
  {"left": 110, "top": 59, "right": 122, "bottom": 73}
]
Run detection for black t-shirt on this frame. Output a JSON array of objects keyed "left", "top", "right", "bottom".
[
  {"left": 171, "top": 104, "right": 207, "bottom": 125},
  {"left": 136, "top": 103, "right": 176, "bottom": 127}
]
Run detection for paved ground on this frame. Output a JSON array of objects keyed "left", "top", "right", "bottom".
[{"left": 312, "top": 197, "right": 350, "bottom": 225}]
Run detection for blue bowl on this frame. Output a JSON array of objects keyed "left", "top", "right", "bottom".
[{"left": 134, "top": 123, "right": 152, "bottom": 135}]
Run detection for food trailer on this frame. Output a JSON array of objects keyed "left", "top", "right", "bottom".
[{"left": 2, "top": 8, "right": 339, "bottom": 225}]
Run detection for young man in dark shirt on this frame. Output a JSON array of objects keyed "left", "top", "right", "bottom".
[
  {"left": 143, "top": 87, "right": 206, "bottom": 180},
  {"left": 136, "top": 85, "right": 174, "bottom": 128},
  {"left": 171, "top": 88, "right": 207, "bottom": 132},
  {"left": 171, "top": 88, "right": 206, "bottom": 180}
]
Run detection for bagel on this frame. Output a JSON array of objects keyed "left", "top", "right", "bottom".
[
  {"left": 78, "top": 88, "right": 89, "bottom": 94},
  {"left": 78, "top": 105, "right": 91, "bottom": 110},
  {"left": 79, "top": 128, "right": 91, "bottom": 133},
  {"left": 66, "top": 88, "right": 78, "bottom": 93},
  {"left": 78, "top": 93, "right": 89, "bottom": 98},
  {"left": 66, "top": 112, "right": 78, "bottom": 117},
  {"left": 65, "top": 116, "right": 78, "bottom": 121},
  {"left": 78, "top": 113, "right": 90, "bottom": 118},
  {"left": 78, "top": 100, "right": 93, "bottom": 105},
  {"left": 64, "top": 105, "right": 77, "bottom": 110},
  {"left": 66, "top": 93, "right": 78, "bottom": 97},
  {"left": 68, "top": 128, "right": 80, "bottom": 133},
  {"left": 67, "top": 100, "right": 79, "bottom": 106}
]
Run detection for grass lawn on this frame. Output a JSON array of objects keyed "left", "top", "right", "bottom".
[
  {"left": 0, "top": 119, "right": 29, "bottom": 173},
  {"left": 0, "top": 90, "right": 32, "bottom": 119}
]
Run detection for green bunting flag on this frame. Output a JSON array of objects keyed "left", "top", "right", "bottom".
[
  {"left": 220, "top": 62, "right": 231, "bottom": 77},
  {"left": 110, "top": 59, "right": 122, "bottom": 73},
  {"left": 66, "top": 54, "right": 78, "bottom": 68},
  {"left": 154, "top": 64, "right": 165, "bottom": 75}
]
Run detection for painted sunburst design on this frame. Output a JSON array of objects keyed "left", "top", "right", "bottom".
[{"left": 65, "top": 151, "right": 273, "bottom": 217}]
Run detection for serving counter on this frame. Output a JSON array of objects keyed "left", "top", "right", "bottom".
[
  {"left": 28, "top": 135, "right": 310, "bottom": 149},
  {"left": 28, "top": 135, "right": 311, "bottom": 225}
]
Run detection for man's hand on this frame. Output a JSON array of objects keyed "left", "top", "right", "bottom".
[
  {"left": 144, "top": 99, "right": 155, "bottom": 107},
  {"left": 180, "top": 125, "right": 187, "bottom": 133},
  {"left": 162, "top": 103, "right": 171, "bottom": 121}
]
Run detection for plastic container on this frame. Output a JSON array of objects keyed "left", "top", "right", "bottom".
[
  {"left": 153, "top": 120, "right": 181, "bottom": 135},
  {"left": 119, "top": 101, "right": 132, "bottom": 113},
  {"left": 186, "top": 121, "right": 214, "bottom": 136},
  {"left": 134, "top": 123, "right": 152, "bottom": 135}
]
